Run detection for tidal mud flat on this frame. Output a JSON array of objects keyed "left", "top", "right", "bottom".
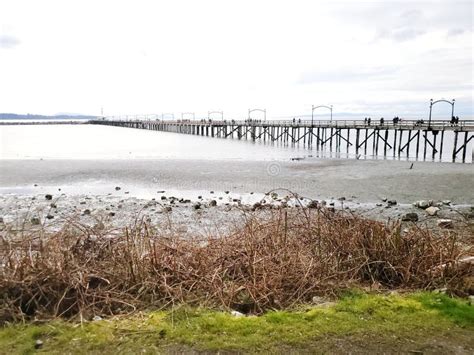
[{"left": 1, "top": 157, "right": 473, "bottom": 234}]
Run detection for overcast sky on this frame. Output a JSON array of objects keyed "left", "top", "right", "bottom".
[{"left": 0, "top": 0, "right": 472, "bottom": 119}]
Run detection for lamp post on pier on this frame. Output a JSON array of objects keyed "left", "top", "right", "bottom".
[
  {"left": 248, "top": 108, "right": 266, "bottom": 121},
  {"left": 428, "top": 98, "right": 455, "bottom": 129},
  {"left": 311, "top": 105, "right": 333, "bottom": 126}
]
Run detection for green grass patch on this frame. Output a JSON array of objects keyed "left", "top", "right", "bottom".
[{"left": 1, "top": 292, "right": 473, "bottom": 354}]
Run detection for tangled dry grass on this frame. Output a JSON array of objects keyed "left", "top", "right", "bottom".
[{"left": 0, "top": 206, "right": 472, "bottom": 322}]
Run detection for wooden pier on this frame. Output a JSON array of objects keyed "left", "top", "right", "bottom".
[{"left": 91, "top": 118, "right": 474, "bottom": 162}]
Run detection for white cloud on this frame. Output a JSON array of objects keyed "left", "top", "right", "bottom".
[{"left": 0, "top": 0, "right": 472, "bottom": 118}]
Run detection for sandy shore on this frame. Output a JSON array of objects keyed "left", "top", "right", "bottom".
[
  {"left": 1, "top": 157, "right": 473, "bottom": 235},
  {"left": 1, "top": 158, "right": 474, "bottom": 204}
]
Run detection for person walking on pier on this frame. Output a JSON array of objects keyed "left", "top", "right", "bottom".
[
  {"left": 364, "top": 117, "right": 367, "bottom": 125},
  {"left": 367, "top": 117, "right": 371, "bottom": 126},
  {"left": 380, "top": 117, "right": 384, "bottom": 126}
]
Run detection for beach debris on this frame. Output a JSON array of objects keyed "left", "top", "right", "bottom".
[
  {"left": 437, "top": 219, "right": 453, "bottom": 229},
  {"left": 402, "top": 213, "right": 418, "bottom": 222},
  {"left": 425, "top": 206, "right": 440, "bottom": 216},
  {"left": 230, "top": 310, "right": 245, "bottom": 318},
  {"left": 34, "top": 339, "right": 44, "bottom": 349},
  {"left": 115, "top": 186, "right": 121, "bottom": 191},
  {"left": 45, "top": 194, "right": 53, "bottom": 200},
  {"left": 157, "top": 190, "right": 165, "bottom": 193},
  {"left": 31, "top": 217, "right": 41, "bottom": 225}
]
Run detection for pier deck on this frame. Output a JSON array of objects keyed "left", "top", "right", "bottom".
[{"left": 90, "top": 119, "right": 474, "bottom": 163}]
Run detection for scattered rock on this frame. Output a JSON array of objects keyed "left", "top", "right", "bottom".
[
  {"left": 401, "top": 212, "right": 418, "bottom": 222},
  {"left": 209, "top": 200, "right": 217, "bottom": 207},
  {"left": 327, "top": 207, "right": 335, "bottom": 213},
  {"left": 437, "top": 219, "right": 453, "bottom": 229},
  {"left": 45, "top": 194, "right": 53, "bottom": 200},
  {"left": 230, "top": 310, "right": 245, "bottom": 318},
  {"left": 92, "top": 315, "right": 103, "bottom": 321},
  {"left": 375, "top": 203, "right": 383, "bottom": 207},
  {"left": 83, "top": 209, "right": 91, "bottom": 215},
  {"left": 34, "top": 183, "right": 38, "bottom": 187},
  {"left": 329, "top": 202, "right": 335, "bottom": 206},
  {"left": 157, "top": 190, "right": 165, "bottom": 193},
  {"left": 307, "top": 200, "right": 319, "bottom": 209},
  {"left": 193, "top": 203, "right": 201, "bottom": 210},
  {"left": 80, "top": 201, "right": 87, "bottom": 205},
  {"left": 338, "top": 197, "right": 346, "bottom": 201},
  {"left": 50, "top": 203, "right": 57, "bottom": 208},
  {"left": 34, "top": 339, "right": 43, "bottom": 349},
  {"left": 0, "top": 217, "right": 3, "bottom": 224},
  {"left": 109, "top": 212, "right": 115, "bottom": 217},
  {"left": 46, "top": 214, "right": 54, "bottom": 220},
  {"left": 210, "top": 191, "right": 214, "bottom": 194},
  {"left": 425, "top": 206, "right": 440, "bottom": 216},
  {"left": 382, "top": 198, "right": 387, "bottom": 202},
  {"left": 31, "top": 217, "right": 41, "bottom": 225},
  {"left": 414, "top": 200, "right": 430, "bottom": 209},
  {"left": 225, "top": 191, "right": 230, "bottom": 194},
  {"left": 197, "top": 195, "right": 202, "bottom": 199},
  {"left": 468, "top": 295, "right": 474, "bottom": 306},
  {"left": 115, "top": 186, "right": 121, "bottom": 191},
  {"left": 161, "top": 196, "right": 167, "bottom": 200},
  {"left": 163, "top": 206, "right": 172, "bottom": 212},
  {"left": 387, "top": 200, "right": 397, "bottom": 206},
  {"left": 252, "top": 202, "right": 262, "bottom": 211},
  {"left": 124, "top": 191, "right": 129, "bottom": 194}
]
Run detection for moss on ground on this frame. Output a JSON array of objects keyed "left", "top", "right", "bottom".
[{"left": 1, "top": 292, "right": 473, "bottom": 354}]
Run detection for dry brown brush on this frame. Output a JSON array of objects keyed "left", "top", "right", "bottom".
[{"left": 0, "top": 208, "right": 472, "bottom": 322}]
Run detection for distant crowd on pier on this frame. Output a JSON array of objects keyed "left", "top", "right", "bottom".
[{"left": 362, "top": 116, "right": 462, "bottom": 127}]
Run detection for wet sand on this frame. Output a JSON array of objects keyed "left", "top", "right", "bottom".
[{"left": 1, "top": 158, "right": 473, "bottom": 204}]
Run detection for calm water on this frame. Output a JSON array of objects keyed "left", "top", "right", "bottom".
[
  {"left": 1, "top": 123, "right": 471, "bottom": 162},
  {"left": 0, "top": 124, "right": 308, "bottom": 161}
]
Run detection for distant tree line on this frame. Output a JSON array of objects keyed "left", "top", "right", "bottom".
[{"left": 0, "top": 113, "right": 98, "bottom": 120}]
